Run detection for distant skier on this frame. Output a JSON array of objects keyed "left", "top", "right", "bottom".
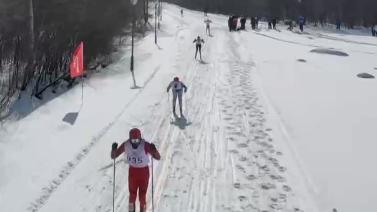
[
  {"left": 111, "top": 128, "right": 161, "bottom": 212},
  {"left": 180, "top": 9, "right": 183, "bottom": 17},
  {"left": 193, "top": 35, "right": 205, "bottom": 60},
  {"left": 204, "top": 18, "right": 212, "bottom": 35},
  {"left": 298, "top": 16, "right": 305, "bottom": 32},
  {"left": 167, "top": 77, "right": 188, "bottom": 117}
]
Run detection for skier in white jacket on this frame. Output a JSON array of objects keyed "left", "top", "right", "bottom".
[{"left": 167, "top": 77, "right": 187, "bottom": 117}]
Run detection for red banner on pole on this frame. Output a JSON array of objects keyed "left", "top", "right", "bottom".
[{"left": 70, "top": 42, "right": 84, "bottom": 78}]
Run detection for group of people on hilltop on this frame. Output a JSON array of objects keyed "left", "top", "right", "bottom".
[
  {"left": 229, "top": 16, "right": 280, "bottom": 31},
  {"left": 228, "top": 16, "right": 248, "bottom": 31}
]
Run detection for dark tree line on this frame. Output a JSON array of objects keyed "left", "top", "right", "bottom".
[
  {"left": 0, "top": 0, "right": 148, "bottom": 116},
  {"left": 167, "top": 0, "right": 377, "bottom": 27}
]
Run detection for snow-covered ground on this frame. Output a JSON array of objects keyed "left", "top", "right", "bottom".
[{"left": 1, "top": 3, "right": 377, "bottom": 212}]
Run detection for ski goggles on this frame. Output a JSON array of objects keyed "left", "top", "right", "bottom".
[{"left": 130, "top": 138, "right": 141, "bottom": 144}]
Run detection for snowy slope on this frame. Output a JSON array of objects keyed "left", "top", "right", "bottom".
[{"left": 1, "top": 3, "right": 377, "bottom": 212}]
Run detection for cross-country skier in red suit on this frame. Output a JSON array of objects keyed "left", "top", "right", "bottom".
[{"left": 111, "top": 128, "right": 161, "bottom": 212}]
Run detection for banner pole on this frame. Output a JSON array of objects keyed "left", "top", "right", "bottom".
[{"left": 81, "top": 75, "right": 84, "bottom": 106}]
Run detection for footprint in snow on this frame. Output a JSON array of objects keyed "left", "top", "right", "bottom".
[
  {"left": 270, "top": 203, "right": 282, "bottom": 210},
  {"left": 228, "top": 137, "right": 236, "bottom": 141},
  {"left": 238, "top": 143, "right": 248, "bottom": 148},
  {"left": 270, "top": 175, "right": 286, "bottom": 183},
  {"left": 279, "top": 193, "right": 287, "bottom": 201},
  {"left": 246, "top": 175, "right": 257, "bottom": 181},
  {"left": 234, "top": 183, "right": 241, "bottom": 189},
  {"left": 226, "top": 126, "right": 235, "bottom": 130},
  {"left": 239, "top": 196, "right": 247, "bottom": 202},
  {"left": 229, "top": 149, "right": 239, "bottom": 154},
  {"left": 279, "top": 166, "right": 287, "bottom": 172},
  {"left": 236, "top": 165, "right": 246, "bottom": 172},
  {"left": 282, "top": 185, "right": 292, "bottom": 192}
]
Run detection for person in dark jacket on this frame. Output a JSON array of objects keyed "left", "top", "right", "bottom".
[
  {"left": 240, "top": 17, "right": 246, "bottom": 30},
  {"left": 228, "top": 16, "right": 232, "bottom": 31},
  {"left": 298, "top": 16, "right": 305, "bottom": 32},
  {"left": 372, "top": 25, "right": 376, "bottom": 37},
  {"left": 272, "top": 18, "right": 277, "bottom": 30},
  {"left": 251, "top": 17, "right": 256, "bottom": 30},
  {"left": 336, "top": 19, "right": 341, "bottom": 30}
]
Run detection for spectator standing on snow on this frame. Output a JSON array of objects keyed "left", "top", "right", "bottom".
[
  {"left": 240, "top": 17, "right": 247, "bottom": 30},
  {"left": 181, "top": 9, "right": 183, "bottom": 17},
  {"left": 251, "top": 17, "right": 256, "bottom": 30},
  {"left": 272, "top": 18, "right": 277, "bottom": 30},
  {"left": 336, "top": 19, "right": 341, "bottom": 30},
  {"left": 371, "top": 25, "right": 376, "bottom": 37},
  {"left": 204, "top": 7, "right": 208, "bottom": 16},
  {"left": 298, "top": 16, "right": 305, "bottom": 32},
  {"left": 167, "top": 77, "right": 188, "bottom": 117},
  {"left": 111, "top": 128, "right": 161, "bottom": 212},
  {"left": 288, "top": 20, "right": 294, "bottom": 31},
  {"left": 205, "top": 18, "right": 212, "bottom": 35},
  {"left": 193, "top": 36, "right": 205, "bottom": 60},
  {"left": 233, "top": 16, "right": 239, "bottom": 30},
  {"left": 228, "top": 16, "right": 232, "bottom": 31}
]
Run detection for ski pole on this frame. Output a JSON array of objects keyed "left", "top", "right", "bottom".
[
  {"left": 151, "top": 156, "right": 154, "bottom": 212},
  {"left": 112, "top": 143, "right": 118, "bottom": 212},
  {"left": 167, "top": 92, "right": 171, "bottom": 113},
  {"left": 113, "top": 158, "right": 116, "bottom": 212}
]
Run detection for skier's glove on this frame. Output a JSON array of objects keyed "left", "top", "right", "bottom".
[
  {"left": 150, "top": 143, "right": 157, "bottom": 152},
  {"left": 112, "top": 142, "right": 118, "bottom": 151},
  {"left": 111, "top": 142, "right": 118, "bottom": 159}
]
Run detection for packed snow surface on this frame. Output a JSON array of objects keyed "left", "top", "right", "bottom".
[{"left": 1, "top": 3, "right": 377, "bottom": 212}]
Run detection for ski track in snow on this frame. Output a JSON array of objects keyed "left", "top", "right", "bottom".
[{"left": 153, "top": 16, "right": 305, "bottom": 212}]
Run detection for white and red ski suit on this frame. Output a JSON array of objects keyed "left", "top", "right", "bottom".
[{"left": 111, "top": 139, "right": 160, "bottom": 211}]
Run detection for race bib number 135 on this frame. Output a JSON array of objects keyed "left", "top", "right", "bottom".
[{"left": 128, "top": 156, "right": 143, "bottom": 164}]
